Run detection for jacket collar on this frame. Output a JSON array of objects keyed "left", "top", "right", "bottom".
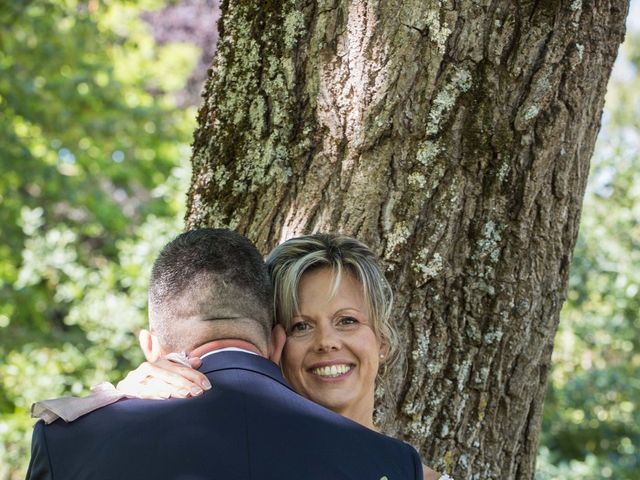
[{"left": 198, "top": 350, "right": 294, "bottom": 392}]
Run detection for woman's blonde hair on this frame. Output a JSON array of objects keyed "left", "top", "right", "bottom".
[{"left": 265, "top": 233, "right": 400, "bottom": 380}]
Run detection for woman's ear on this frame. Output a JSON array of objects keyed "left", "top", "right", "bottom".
[
  {"left": 138, "top": 329, "right": 163, "bottom": 362},
  {"left": 268, "top": 324, "right": 287, "bottom": 364},
  {"left": 379, "top": 338, "right": 390, "bottom": 363}
]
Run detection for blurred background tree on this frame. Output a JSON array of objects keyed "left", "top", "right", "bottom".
[
  {"left": 0, "top": 1, "right": 216, "bottom": 477},
  {"left": 536, "top": 13, "right": 640, "bottom": 480},
  {"left": 0, "top": 1, "right": 637, "bottom": 479}
]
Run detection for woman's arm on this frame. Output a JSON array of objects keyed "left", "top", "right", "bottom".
[
  {"left": 31, "top": 355, "right": 211, "bottom": 424},
  {"left": 423, "top": 464, "right": 451, "bottom": 480}
]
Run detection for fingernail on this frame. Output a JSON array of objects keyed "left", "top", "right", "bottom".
[
  {"left": 190, "top": 386, "right": 203, "bottom": 396},
  {"left": 178, "top": 388, "right": 189, "bottom": 397},
  {"left": 202, "top": 379, "right": 212, "bottom": 390}
]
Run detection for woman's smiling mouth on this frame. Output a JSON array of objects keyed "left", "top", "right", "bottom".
[{"left": 310, "top": 364, "right": 354, "bottom": 378}]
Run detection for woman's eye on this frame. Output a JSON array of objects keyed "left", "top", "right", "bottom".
[
  {"left": 289, "top": 321, "right": 311, "bottom": 335},
  {"left": 338, "top": 316, "right": 359, "bottom": 326}
]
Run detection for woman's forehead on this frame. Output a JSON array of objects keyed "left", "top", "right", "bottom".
[
  {"left": 296, "top": 268, "right": 367, "bottom": 312},
  {"left": 299, "top": 266, "right": 358, "bottom": 293}
]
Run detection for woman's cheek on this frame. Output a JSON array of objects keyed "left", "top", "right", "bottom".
[{"left": 280, "top": 342, "right": 297, "bottom": 382}]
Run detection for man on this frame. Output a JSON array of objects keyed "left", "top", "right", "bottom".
[{"left": 27, "top": 228, "right": 422, "bottom": 479}]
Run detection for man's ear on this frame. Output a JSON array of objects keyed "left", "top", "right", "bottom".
[
  {"left": 138, "top": 329, "right": 164, "bottom": 362},
  {"left": 267, "top": 324, "right": 286, "bottom": 364}
]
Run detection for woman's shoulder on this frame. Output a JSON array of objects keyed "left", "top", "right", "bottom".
[{"left": 422, "top": 464, "right": 453, "bottom": 480}]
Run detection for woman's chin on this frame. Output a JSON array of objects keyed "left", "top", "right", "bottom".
[
  {"left": 298, "top": 386, "right": 348, "bottom": 411},
  {"left": 311, "top": 395, "right": 350, "bottom": 415}
]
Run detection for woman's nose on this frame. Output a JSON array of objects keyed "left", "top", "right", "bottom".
[{"left": 314, "top": 324, "right": 341, "bottom": 352}]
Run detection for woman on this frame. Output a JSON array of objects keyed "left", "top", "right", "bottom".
[{"left": 117, "top": 234, "right": 449, "bottom": 479}]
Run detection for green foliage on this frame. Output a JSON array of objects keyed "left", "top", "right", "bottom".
[
  {"left": 0, "top": 1, "right": 197, "bottom": 478},
  {"left": 537, "top": 32, "right": 640, "bottom": 480},
  {"left": 0, "top": 2, "right": 637, "bottom": 480}
]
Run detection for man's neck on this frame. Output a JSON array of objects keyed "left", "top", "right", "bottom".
[{"left": 189, "top": 339, "right": 263, "bottom": 358}]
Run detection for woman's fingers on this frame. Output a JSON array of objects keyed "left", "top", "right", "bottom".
[
  {"left": 117, "top": 369, "right": 197, "bottom": 399},
  {"left": 148, "top": 358, "right": 211, "bottom": 391},
  {"left": 116, "top": 358, "right": 211, "bottom": 398}
]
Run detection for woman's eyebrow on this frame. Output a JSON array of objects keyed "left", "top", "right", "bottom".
[
  {"left": 293, "top": 308, "right": 363, "bottom": 318},
  {"left": 332, "top": 308, "right": 363, "bottom": 315}
]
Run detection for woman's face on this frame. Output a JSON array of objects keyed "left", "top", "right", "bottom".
[{"left": 281, "top": 267, "right": 387, "bottom": 425}]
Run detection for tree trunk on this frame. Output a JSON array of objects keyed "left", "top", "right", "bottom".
[{"left": 185, "top": 0, "right": 628, "bottom": 478}]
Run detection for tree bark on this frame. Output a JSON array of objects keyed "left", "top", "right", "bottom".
[{"left": 185, "top": 0, "right": 628, "bottom": 478}]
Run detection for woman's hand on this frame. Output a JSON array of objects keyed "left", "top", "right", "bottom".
[{"left": 116, "top": 356, "right": 211, "bottom": 399}]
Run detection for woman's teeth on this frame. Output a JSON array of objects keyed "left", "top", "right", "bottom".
[{"left": 312, "top": 364, "right": 352, "bottom": 377}]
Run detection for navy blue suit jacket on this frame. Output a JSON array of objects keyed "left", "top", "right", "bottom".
[{"left": 27, "top": 351, "right": 422, "bottom": 479}]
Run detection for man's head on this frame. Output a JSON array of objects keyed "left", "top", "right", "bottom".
[{"left": 143, "top": 228, "right": 282, "bottom": 360}]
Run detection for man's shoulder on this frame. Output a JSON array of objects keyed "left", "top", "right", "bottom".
[
  {"left": 243, "top": 386, "right": 422, "bottom": 477},
  {"left": 360, "top": 433, "right": 423, "bottom": 479},
  {"left": 35, "top": 369, "right": 423, "bottom": 480}
]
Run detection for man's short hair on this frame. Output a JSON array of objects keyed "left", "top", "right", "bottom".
[{"left": 148, "top": 228, "right": 272, "bottom": 351}]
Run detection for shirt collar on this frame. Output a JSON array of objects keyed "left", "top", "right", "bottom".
[{"left": 199, "top": 347, "right": 258, "bottom": 360}]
